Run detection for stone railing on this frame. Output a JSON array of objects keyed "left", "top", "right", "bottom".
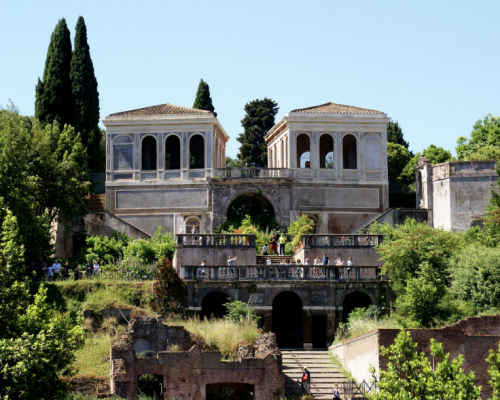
[
  {"left": 182, "top": 265, "right": 385, "bottom": 281},
  {"left": 212, "top": 168, "right": 291, "bottom": 179},
  {"left": 302, "top": 234, "right": 383, "bottom": 248},
  {"left": 176, "top": 234, "right": 256, "bottom": 247}
]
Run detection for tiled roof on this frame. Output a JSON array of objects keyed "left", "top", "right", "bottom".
[
  {"left": 291, "top": 102, "right": 384, "bottom": 115},
  {"left": 109, "top": 103, "right": 213, "bottom": 117}
]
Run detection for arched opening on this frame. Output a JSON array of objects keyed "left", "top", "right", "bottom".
[
  {"left": 343, "top": 134, "right": 357, "bottom": 169},
  {"left": 342, "top": 291, "right": 372, "bottom": 323},
  {"left": 137, "top": 374, "right": 163, "bottom": 399},
  {"left": 206, "top": 383, "right": 254, "bottom": 400},
  {"left": 296, "top": 134, "right": 311, "bottom": 168},
  {"left": 225, "top": 193, "right": 277, "bottom": 231},
  {"left": 165, "top": 135, "right": 181, "bottom": 170},
  {"left": 185, "top": 217, "right": 200, "bottom": 234},
  {"left": 189, "top": 135, "right": 205, "bottom": 169},
  {"left": 113, "top": 135, "right": 134, "bottom": 171},
  {"left": 201, "top": 291, "right": 230, "bottom": 320},
  {"left": 272, "top": 292, "right": 303, "bottom": 348},
  {"left": 141, "top": 136, "right": 157, "bottom": 170},
  {"left": 320, "top": 134, "right": 334, "bottom": 169}
]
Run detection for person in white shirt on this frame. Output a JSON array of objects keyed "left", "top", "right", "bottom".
[
  {"left": 93, "top": 260, "right": 100, "bottom": 275},
  {"left": 347, "top": 256, "right": 353, "bottom": 279},
  {"left": 52, "top": 259, "right": 62, "bottom": 280},
  {"left": 262, "top": 244, "right": 268, "bottom": 256}
]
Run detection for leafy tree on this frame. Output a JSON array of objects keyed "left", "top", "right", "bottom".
[
  {"left": 192, "top": 79, "right": 217, "bottom": 117},
  {"left": 153, "top": 258, "right": 186, "bottom": 316},
  {"left": 288, "top": 214, "right": 315, "bottom": 248},
  {"left": 70, "top": 16, "right": 101, "bottom": 172},
  {"left": 387, "top": 120, "right": 409, "bottom": 149},
  {"left": 35, "top": 19, "right": 73, "bottom": 127},
  {"left": 224, "top": 300, "right": 260, "bottom": 324},
  {"left": 225, "top": 156, "right": 244, "bottom": 168},
  {"left": 401, "top": 144, "right": 454, "bottom": 180},
  {"left": 486, "top": 342, "right": 500, "bottom": 399},
  {"left": 123, "top": 227, "right": 176, "bottom": 264},
  {"left": 368, "top": 330, "right": 480, "bottom": 400},
  {"left": 0, "top": 210, "right": 84, "bottom": 399},
  {"left": 237, "top": 98, "right": 279, "bottom": 167},
  {"left": 456, "top": 114, "right": 500, "bottom": 161},
  {"left": 387, "top": 142, "right": 412, "bottom": 179},
  {"left": 375, "top": 219, "right": 460, "bottom": 326}
]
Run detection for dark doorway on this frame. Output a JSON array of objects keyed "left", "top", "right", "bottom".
[
  {"left": 206, "top": 383, "right": 254, "bottom": 400},
  {"left": 225, "top": 193, "right": 277, "bottom": 231},
  {"left": 165, "top": 135, "right": 181, "bottom": 170},
  {"left": 141, "top": 136, "right": 157, "bottom": 170},
  {"left": 137, "top": 374, "right": 162, "bottom": 399},
  {"left": 189, "top": 134, "right": 205, "bottom": 169},
  {"left": 342, "top": 291, "right": 372, "bottom": 323},
  {"left": 311, "top": 315, "right": 327, "bottom": 348},
  {"left": 201, "top": 291, "right": 230, "bottom": 320},
  {"left": 272, "top": 292, "right": 303, "bottom": 348},
  {"left": 342, "top": 134, "right": 357, "bottom": 169}
]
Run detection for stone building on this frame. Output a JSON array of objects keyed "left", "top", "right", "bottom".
[
  {"left": 101, "top": 101, "right": 390, "bottom": 236},
  {"left": 415, "top": 156, "right": 498, "bottom": 231}
]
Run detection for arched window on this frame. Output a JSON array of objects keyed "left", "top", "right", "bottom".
[
  {"left": 343, "top": 134, "right": 357, "bottom": 169},
  {"left": 296, "top": 134, "right": 311, "bottom": 168},
  {"left": 113, "top": 135, "right": 133, "bottom": 170},
  {"left": 165, "top": 135, "right": 180, "bottom": 170},
  {"left": 185, "top": 217, "right": 200, "bottom": 234},
  {"left": 189, "top": 135, "right": 205, "bottom": 169},
  {"left": 319, "top": 134, "right": 334, "bottom": 169},
  {"left": 141, "top": 136, "right": 157, "bottom": 170}
]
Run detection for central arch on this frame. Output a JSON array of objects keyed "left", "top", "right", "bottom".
[
  {"left": 201, "top": 291, "right": 230, "bottom": 320},
  {"left": 272, "top": 291, "right": 303, "bottom": 348},
  {"left": 222, "top": 189, "right": 280, "bottom": 229},
  {"left": 342, "top": 291, "right": 372, "bottom": 322}
]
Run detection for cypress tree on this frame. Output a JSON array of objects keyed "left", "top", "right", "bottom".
[
  {"left": 35, "top": 19, "right": 73, "bottom": 127},
  {"left": 387, "top": 120, "right": 409, "bottom": 149},
  {"left": 236, "top": 98, "right": 279, "bottom": 167},
  {"left": 192, "top": 79, "right": 217, "bottom": 117},
  {"left": 70, "top": 16, "right": 101, "bottom": 171}
]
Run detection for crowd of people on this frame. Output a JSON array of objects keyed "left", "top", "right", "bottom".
[{"left": 27, "top": 258, "right": 102, "bottom": 282}]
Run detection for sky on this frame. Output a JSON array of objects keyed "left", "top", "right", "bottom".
[{"left": 1, "top": 0, "right": 499, "bottom": 158}]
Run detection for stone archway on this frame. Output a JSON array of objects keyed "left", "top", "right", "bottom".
[
  {"left": 341, "top": 290, "right": 373, "bottom": 323},
  {"left": 272, "top": 291, "right": 303, "bottom": 348}
]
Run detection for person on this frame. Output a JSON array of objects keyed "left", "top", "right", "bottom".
[
  {"left": 301, "top": 366, "right": 311, "bottom": 395},
  {"left": 93, "top": 260, "right": 100, "bottom": 275},
  {"left": 45, "top": 262, "right": 53, "bottom": 281},
  {"left": 266, "top": 256, "right": 272, "bottom": 265},
  {"left": 74, "top": 265, "right": 80, "bottom": 281},
  {"left": 296, "top": 259, "right": 302, "bottom": 265},
  {"left": 227, "top": 256, "right": 237, "bottom": 275},
  {"left": 262, "top": 243, "right": 268, "bottom": 256},
  {"left": 322, "top": 253, "right": 329, "bottom": 266},
  {"left": 85, "top": 260, "right": 93, "bottom": 278},
  {"left": 191, "top": 225, "right": 197, "bottom": 245},
  {"left": 269, "top": 235, "right": 277, "bottom": 255},
  {"left": 52, "top": 259, "right": 62, "bottom": 280},
  {"left": 278, "top": 234, "right": 287, "bottom": 255},
  {"left": 347, "top": 256, "right": 353, "bottom": 279},
  {"left": 332, "top": 383, "right": 342, "bottom": 399},
  {"left": 201, "top": 260, "right": 206, "bottom": 277},
  {"left": 295, "top": 259, "right": 302, "bottom": 278},
  {"left": 62, "top": 261, "right": 70, "bottom": 279}
]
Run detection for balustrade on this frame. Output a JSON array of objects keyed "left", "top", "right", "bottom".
[
  {"left": 212, "top": 168, "right": 291, "bottom": 179},
  {"left": 302, "top": 234, "right": 383, "bottom": 248},
  {"left": 182, "top": 265, "right": 384, "bottom": 281},
  {"left": 176, "top": 234, "right": 256, "bottom": 247}
]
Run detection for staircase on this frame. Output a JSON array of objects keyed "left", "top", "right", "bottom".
[
  {"left": 256, "top": 255, "right": 295, "bottom": 265},
  {"left": 282, "top": 350, "right": 350, "bottom": 399}
]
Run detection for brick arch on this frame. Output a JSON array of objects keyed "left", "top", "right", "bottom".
[
  {"left": 197, "top": 370, "right": 262, "bottom": 387},
  {"left": 222, "top": 188, "right": 281, "bottom": 225},
  {"left": 270, "top": 288, "right": 306, "bottom": 307},
  {"left": 340, "top": 287, "right": 377, "bottom": 306},
  {"left": 197, "top": 288, "right": 233, "bottom": 307}
]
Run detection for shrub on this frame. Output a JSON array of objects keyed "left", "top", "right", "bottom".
[{"left": 224, "top": 300, "right": 260, "bottom": 324}]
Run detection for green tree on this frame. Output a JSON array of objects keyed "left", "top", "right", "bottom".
[
  {"left": 225, "top": 156, "right": 244, "bottom": 168},
  {"left": 387, "top": 120, "right": 409, "bottom": 149},
  {"left": 288, "top": 214, "right": 315, "bottom": 248},
  {"left": 0, "top": 210, "right": 85, "bottom": 399},
  {"left": 192, "top": 79, "right": 217, "bottom": 117},
  {"left": 237, "top": 98, "right": 279, "bottom": 167},
  {"left": 387, "top": 142, "right": 412, "bottom": 179},
  {"left": 35, "top": 19, "right": 73, "bottom": 127},
  {"left": 486, "top": 342, "right": 500, "bottom": 399},
  {"left": 401, "top": 144, "right": 454, "bottom": 180},
  {"left": 224, "top": 300, "right": 260, "bottom": 324},
  {"left": 368, "top": 330, "right": 480, "bottom": 400},
  {"left": 456, "top": 114, "right": 500, "bottom": 161},
  {"left": 70, "top": 16, "right": 101, "bottom": 172}
]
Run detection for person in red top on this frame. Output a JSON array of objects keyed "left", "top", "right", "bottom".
[
  {"left": 269, "top": 235, "right": 277, "bottom": 255},
  {"left": 301, "top": 366, "right": 311, "bottom": 395}
]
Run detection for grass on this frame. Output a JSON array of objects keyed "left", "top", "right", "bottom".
[{"left": 164, "top": 316, "right": 261, "bottom": 361}]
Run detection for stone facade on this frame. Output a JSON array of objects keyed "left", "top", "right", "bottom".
[
  {"left": 110, "top": 316, "right": 284, "bottom": 399},
  {"left": 416, "top": 158, "right": 498, "bottom": 231},
  {"left": 330, "top": 315, "right": 500, "bottom": 399},
  {"left": 101, "top": 101, "right": 390, "bottom": 237}
]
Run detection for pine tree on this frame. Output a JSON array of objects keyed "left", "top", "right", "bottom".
[
  {"left": 192, "top": 79, "right": 217, "bottom": 117},
  {"left": 387, "top": 120, "right": 409, "bottom": 149},
  {"left": 237, "top": 98, "right": 279, "bottom": 167},
  {"left": 35, "top": 19, "right": 73, "bottom": 127},
  {"left": 70, "top": 16, "right": 101, "bottom": 172}
]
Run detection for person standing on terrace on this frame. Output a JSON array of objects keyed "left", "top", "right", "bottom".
[
  {"left": 270, "top": 235, "right": 277, "bottom": 255},
  {"left": 278, "top": 233, "right": 287, "bottom": 255}
]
